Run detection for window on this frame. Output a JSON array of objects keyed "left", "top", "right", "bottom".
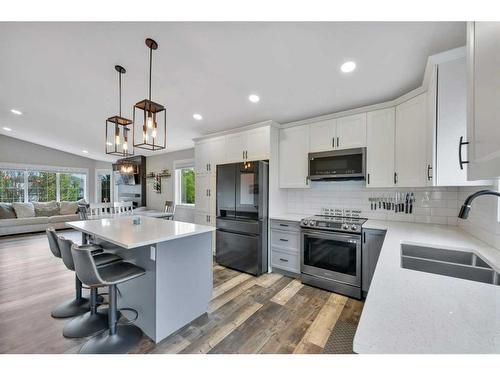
[
  {"left": 28, "top": 171, "right": 57, "bottom": 202},
  {"left": 60, "top": 173, "right": 86, "bottom": 201},
  {"left": 0, "top": 169, "right": 25, "bottom": 203},
  {"left": 175, "top": 166, "right": 195, "bottom": 206},
  {"left": 0, "top": 167, "right": 87, "bottom": 203}
]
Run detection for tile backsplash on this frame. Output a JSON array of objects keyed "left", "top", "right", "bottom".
[{"left": 286, "top": 181, "right": 460, "bottom": 225}]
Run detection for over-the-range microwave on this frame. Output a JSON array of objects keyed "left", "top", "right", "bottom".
[{"left": 308, "top": 148, "right": 366, "bottom": 181}]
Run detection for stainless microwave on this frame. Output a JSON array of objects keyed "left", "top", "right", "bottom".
[{"left": 308, "top": 148, "right": 366, "bottom": 181}]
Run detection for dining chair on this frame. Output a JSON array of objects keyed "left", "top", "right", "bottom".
[
  {"left": 164, "top": 201, "right": 175, "bottom": 220},
  {"left": 89, "top": 203, "right": 114, "bottom": 218},
  {"left": 113, "top": 201, "right": 134, "bottom": 215}
]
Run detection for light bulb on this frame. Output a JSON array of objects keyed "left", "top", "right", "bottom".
[
  {"left": 146, "top": 115, "right": 154, "bottom": 129},
  {"left": 115, "top": 134, "right": 121, "bottom": 145},
  {"left": 123, "top": 142, "right": 128, "bottom": 151},
  {"left": 152, "top": 129, "right": 157, "bottom": 138}
]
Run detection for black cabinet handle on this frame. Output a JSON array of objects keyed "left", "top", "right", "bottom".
[
  {"left": 337, "top": 137, "right": 339, "bottom": 147},
  {"left": 367, "top": 173, "right": 370, "bottom": 185},
  {"left": 394, "top": 172, "right": 398, "bottom": 185},
  {"left": 279, "top": 258, "right": 289, "bottom": 262},
  {"left": 427, "top": 165, "right": 432, "bottom": 181},
  {"left": 279, "top": 238, "right": 289, "bottom": 242},
  {"left": 279, "top": 224, "right": 289, "bottom": 227},
  {"left": 332, "top": 138, "right": 335, "bottom": 148},
  {"left": 459, "top": 136, "right": 469, "bottom": 170},
  {"left": 363, "top": 232, "right": 366, "bottom": 244}
]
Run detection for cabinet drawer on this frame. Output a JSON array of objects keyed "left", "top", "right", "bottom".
[
  {"left": 270, "top": 219, "right": 300, "bottom": 232},
  {"left": 271, "top": 249, "right": 300, "bottom": 273},
  {"left": 271, "top": 229, "right": 300, "bottom": 252}
]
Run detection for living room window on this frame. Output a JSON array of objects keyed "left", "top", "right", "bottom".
[
  {"left": 0, "top": 169, "right": 25, "bottom": 203},
  {"left": 0, "top": 167, "right": 87, "bottom": 203},
  {"left": 174, "top": 160, "right": 195, "bottom": 207}
]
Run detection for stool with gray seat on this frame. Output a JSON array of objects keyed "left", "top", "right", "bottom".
[
  {"left": 47, "top": 227, "right": 100, "bottom": 318},
  {"left": 57, "top": 236, "right": 122, "bottom": 338},
  {"left": 72, "top": 243, "right": 145, "bottom": 354}
]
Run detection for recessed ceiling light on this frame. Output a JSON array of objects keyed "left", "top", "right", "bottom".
[
  {"left": 340, "top": 61, "right": 356, "bottom": 73},
  {"left": 193, "top": 113, "right": 203, "bottom": 121},
  {"left": 248, "top": 94, "right": 260, "bottom": 103},
  {"left": 82, "top": 150, "right": 89, "bottom": 154},
  {"left": 2, "top": 127, "right": 12, "bottom": 131},
  {"left": 10, "top": 109, "right": 22, "bottom": 115}
]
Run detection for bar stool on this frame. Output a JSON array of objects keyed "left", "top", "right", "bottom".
[
  {"left": 72, "top": 244, "right": 145, "bottom": 354},
  {"left": 47, "top": 228, "right": 99, "bottom": 318},
  {"left": 57, "top": 236, "right": 122, "bottom": 338}
]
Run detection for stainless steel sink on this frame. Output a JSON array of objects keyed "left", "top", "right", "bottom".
[{"left": 401, "top": 244, "right": 499, "bottom": 285}]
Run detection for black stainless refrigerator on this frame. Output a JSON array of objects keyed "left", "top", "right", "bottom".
[{"left": 216, "top": 161, "right": 268, "bottom": 276}]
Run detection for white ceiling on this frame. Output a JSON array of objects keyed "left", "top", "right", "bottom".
[{"left": 0, "top": 22, "right": 465, "bottom": 162}]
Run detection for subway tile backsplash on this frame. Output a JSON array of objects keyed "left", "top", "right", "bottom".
[{"left": 285, "top": 181, "right": 460, "bottom": 225}]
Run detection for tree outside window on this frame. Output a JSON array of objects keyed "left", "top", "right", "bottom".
[
  {"left": 28, "top": 171, "right": 56, "bottom": 202},
  {"left": 177, "top": 167, "right": 195, "bottom": 205},
  {"left": 60, "top": 173, "right": 85, "bottom": 201},
  {"left": 0, "top": 170, "right": 25, "bottom": 203}
]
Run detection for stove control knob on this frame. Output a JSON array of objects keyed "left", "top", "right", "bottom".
[
  {"left": 351, "top": 225, "right": 358, "bottom": 231},
  {"left": 302, "top": 220, "right": 309, "bottom": 226},
  {"left": 342, "top": 223, "right": 349, "bottom": 230},
  {"left": 309, "top": 220, "right": 316, "bottom": 227}
]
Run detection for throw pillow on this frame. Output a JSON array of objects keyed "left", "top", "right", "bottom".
[
  {"left": 12, "top": 202, "right": 36, "bottom": 218},
  {"left": 0, "top": 203, "right": 17, "bottom": 219},
  {"left": 33, "top": 201, "right": 60, "bottom": 217},
  {"left": 59, "top": 201, "right": 79, "bottom": 215}
]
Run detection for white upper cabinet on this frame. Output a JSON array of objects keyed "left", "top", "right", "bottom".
[
  {"left": 467, "top": 22, "right": 500, "bottom": 180},
  {"left": 279, "top": 125, "right": 310, "bottom": 188},
  {"left": 195, "top": 136, "right": 225, "bottom": 175},
  {"left": 309, "top": 119, "right": 336, "bottom": 152},
  {"left": 366, "top": 108, "right": 395, "bottom": 188},
  {"left": 225, "top": 132, "right": 247, "bottom": 163},
  {"left": 395, "top": 93, "right": 428, "bottom": 187},
  {"left": 336, "top": 113, "right": 367, "bottom": 149},
  {"left": 246, "top": 126, "right": 271, "bottom": 161},
  {"left": 309, "top": 114, "right": 367, "bottom": 153},
  {"left": 225, "top": 126, "right": 270, "bottom": 163}
]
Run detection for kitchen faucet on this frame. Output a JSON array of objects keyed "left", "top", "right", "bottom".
[{"left": 458, "top": 189, "right": 500, "bottom": 219}]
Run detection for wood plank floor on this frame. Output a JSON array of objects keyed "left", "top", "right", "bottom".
[{"left": 0, "top": 230, "right": 363, "bottom": 354}]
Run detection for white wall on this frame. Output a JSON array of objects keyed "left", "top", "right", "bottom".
[
  {"left": 285, "top": 181, "right": 461, "bottom": 225},
  {"left": 0, "top": 134, "right": 112, "bottom": 203},
  {"left": 146, "top": 148, "right": 195, "bottom": 223}
]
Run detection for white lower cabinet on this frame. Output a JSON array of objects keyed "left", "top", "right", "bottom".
[
  {"left": 194, "top": 211, "right": 216, "bottom": 254},
  {"left": 366, "top": 108, "right": 395, "bottom": 187},
  {"left": 395, "top": 93, "right": 428, "bottom": 187},
  {"left": 279, "top": 125, "right": 310, "bottom": 188},
  {"left": 270, "top": 220, "right": 301, "bottom": 274}
]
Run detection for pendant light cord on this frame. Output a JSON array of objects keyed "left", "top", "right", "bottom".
[
  {"left": 118, "top": 70, "right": 122, "bottom": 117},
  {"left": 148, "top": 46, "right": 152, "bottom": 101}
]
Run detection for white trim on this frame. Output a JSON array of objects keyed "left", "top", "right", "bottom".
[
  {"left": 95, "top": 168, "right": 113, "bottom": 204},
  {"left": 173, "top": 158, "right": 194, "bottom": 169},
  {"left": 0, "top": 161, "right": 88, "bottom": 174},
  {"left": 193, "top": 120, "right": 278, "bottom": 142}
]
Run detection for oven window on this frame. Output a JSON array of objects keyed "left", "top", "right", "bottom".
[{"left": 303, "top": 234, "right": 357, "bottom": 275}]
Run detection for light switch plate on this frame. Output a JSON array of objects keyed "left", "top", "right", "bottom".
[{"left": 150, "top": 246, "right": 156, "bottom": 261}]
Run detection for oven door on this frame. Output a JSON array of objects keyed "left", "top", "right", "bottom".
[{"left": 301, "top": 229, "right": 361, "bottom": 287}]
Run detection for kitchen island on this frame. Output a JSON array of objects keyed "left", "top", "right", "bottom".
[{"left": 66, "top": 216, "right": 215, "bottom": 343}]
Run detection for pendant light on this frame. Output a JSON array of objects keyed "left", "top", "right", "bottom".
[
  {"left": 105, "top": 65, "right": 134, "bottom": 156},
  {"left": 133, "top": 38, "right": 166, "bottom": 151}
]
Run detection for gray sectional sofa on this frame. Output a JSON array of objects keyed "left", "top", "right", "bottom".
[{"left": 0, "top": 200, "right": 83, "bottom": 236}]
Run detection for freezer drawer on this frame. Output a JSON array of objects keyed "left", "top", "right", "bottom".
[{"left": 216, "top": 229, "right": 261, "bottom": 275}]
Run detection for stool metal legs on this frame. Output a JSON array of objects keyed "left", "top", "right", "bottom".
[
  {"left": 51, "top": 275, "right": 89, "bottom": 318},
  {"left": 79, "top": 285, "right": 142, "bottom": 354},
  {"left": 62, "top": 286, "right": 108, "bottom": 338}
]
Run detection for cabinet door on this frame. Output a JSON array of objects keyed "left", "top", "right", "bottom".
[
  {"left": 467, "top": 22, "right": 500, "bottom": 180},
  {"left": 362, "top": 229, "right": 386, "bottom": 293},
  {"left": 206, "top": 136, "right": 226, "bottom": 173},
  {"left": 225, "top": 133, "right": 246, "bottom": 163},
  {"left": 194, "top": 141, "right": 210, "bottom": 175},
  {"left": 309, "top": 119, "right": 335, "bottom": 152},
  {"left": 395, "top": 94, "right": 428, "bottom": 187},
  {"left": 209, "top": 174, "right": 217, "bottom": 214},
  {"left": 336, "top": 113, "right": 367, "bottom": 149},
  {"left": 279, "top": 125, "right": 310, "bottom": 188},
  {"left": 366, "top": 108, "right": 395, "bottom": 187},
  {"left": 246, "top": 127, "right": 270, "bottom": 161},
  {"left": 195, "top": 174, "right": 210, "bottom": 213}
]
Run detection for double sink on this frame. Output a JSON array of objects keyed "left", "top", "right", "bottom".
[{"left": 401, "top": 244, "right": 499, "bottom": 286}]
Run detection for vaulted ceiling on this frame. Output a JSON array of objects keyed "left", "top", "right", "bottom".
[{"left": 0, "top": 22, "right": 465, "bottom": 161}]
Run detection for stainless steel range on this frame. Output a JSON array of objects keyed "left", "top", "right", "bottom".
[{"left": 300, "top": 215, "right": 367, "bottom": 299}]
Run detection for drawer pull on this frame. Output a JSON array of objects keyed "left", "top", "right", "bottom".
[
  {"left": 279, "top": 258, "right": 289, "bottom": 262},
  {"left": 279, "top": 224, "right": 289, "bottom": 227},
  {"left": 279, "top": 238, "right": 289, "bottom": 242}
]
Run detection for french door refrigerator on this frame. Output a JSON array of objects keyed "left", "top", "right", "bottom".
[{"left": 216, "top": 161, "right": 268, "bottom": 276}]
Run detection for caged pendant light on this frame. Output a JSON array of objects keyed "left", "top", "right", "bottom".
[
  {"left": 133, "top": 38, "right": 166, "bottom": 151},
  {"left": 105, "top": 65, "right": 134, "bottom": 156}
]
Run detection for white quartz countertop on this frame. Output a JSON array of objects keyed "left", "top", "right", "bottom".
[
  {"left": 270, "top": 213, "right": 307, "bottom": 222},
  {"left": 66, "top": 216, "right": 214, "bottom": 249},
  {"left": 355, "top": 220, "right": 500, "bottom": 354}
]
